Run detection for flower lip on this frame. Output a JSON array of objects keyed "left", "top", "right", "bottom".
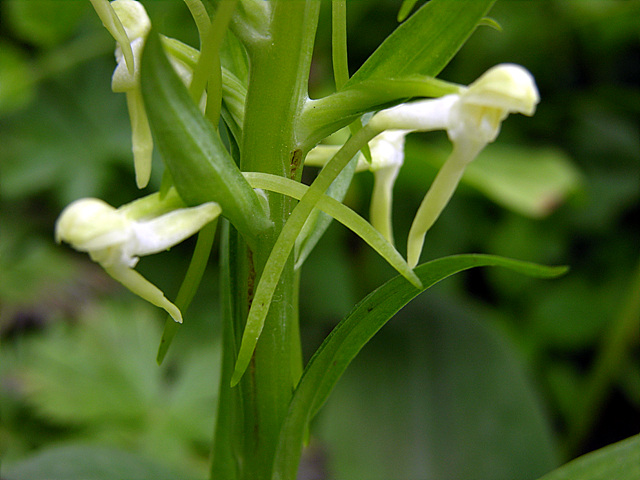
[{"left": 462, "top": 63, "right": 540, "bottom": 117}]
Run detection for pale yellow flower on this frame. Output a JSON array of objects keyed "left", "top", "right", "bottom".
[
  {"left": 370, "top": 64, "right": 539, "bottom": 267},
  {"left": 56, "top": 191, "right": 221, "bottom": 322}
]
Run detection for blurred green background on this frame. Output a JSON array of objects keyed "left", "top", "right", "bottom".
[{"left": 1, "top": 1, "right": 638, "bottom": 479}]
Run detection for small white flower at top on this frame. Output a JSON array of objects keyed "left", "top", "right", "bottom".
[
  {"left": 55, "top": 190, "right": 221, "bottom": 323},
  {"left": 369, "top": 63, "right": 540, "bottom": 267},
  {"left": 91, "top": 0, "right": 206, "bottom": 189},
  {"left": 90, "top": 0, "right": 153, "bottom": 188}
]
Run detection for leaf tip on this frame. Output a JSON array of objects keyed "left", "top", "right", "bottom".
[
  {"left": 478, "top": 17, "right": 503, "bottom": 32},
  {"left": 230, "top": 365, "right": 244, "bottom": 387}
]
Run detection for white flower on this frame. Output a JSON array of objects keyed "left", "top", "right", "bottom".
[
  {"left": 90, "top": 0, "right": 153, "bottom": 188},
  {"left": 92, "top": 0, "right": 206, "bottom": 189},
  {"left": 55, "top": 191, "right": 221, "bottom": 323},
  {"left": 105, "top": 0, "right": 154, "bottom": 189},
  {"left": 369, "top": 64, "right": 540, "bottom": 267}
]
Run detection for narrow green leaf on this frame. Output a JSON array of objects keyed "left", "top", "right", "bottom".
[
  {"left": 537, "top": 434, "right": 640, "bottom": 480},
  {"left": 243, "top": 172, "right": 420, "bottom": 287},
  {"left": 156, "top": 220, "right": 218, "bottom": 364},
  {"left": 140, "top": 31, "right": 272, "bottom": 244},
  {"left": 188, "top": 0, "right": 237, "bottom": 117},
  {"left": 347, "top": 0, "right": 495, "bottom": 84},
  {"left": 273, "top": 254, "right": 567, "bottom": 480},
  {"left": 331, "top": 0, "right": 349, "bottom": 91}
]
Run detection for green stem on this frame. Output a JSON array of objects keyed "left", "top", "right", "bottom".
[
  {"left": 210, "top": 3, "right": 321, "bottom": 479},
  {"left": 332, "top": 0, "right": 349, "bottom": 91},
  {"left": 183, "top": 0, "right": 211, "bottom": 46},
  {"left": 189, "top": 0, "right": 237, "bottom": 125}
]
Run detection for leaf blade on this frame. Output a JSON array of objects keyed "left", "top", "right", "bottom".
[
  {"left": 537, "top": 434, "right": 640, "bottom": 480},
  {"left": 347, "top": 0, "right": 496, "bottom": 84},
  {"left": 140, "top": 31, "right": 271, "bottom": 244},
  {"left": 273, "top": 254, "right": 567, "bottom": 480}
]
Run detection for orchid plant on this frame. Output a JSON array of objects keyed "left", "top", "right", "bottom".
[{"left": 54, "top": 1, "right": 568, "bottom": 479}]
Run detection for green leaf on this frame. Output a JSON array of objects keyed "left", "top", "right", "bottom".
[
  {"left": 140, "top": 31, "right": 272, "bottom": 245},
  {"left": 3, "top": 445, "right": 188, "bottom": 480},
  {"left": 273, "top": 254, "right": 567, "bottom": 480},
  {"left": 536, "top": 435, "right": 640, "bottom": 480},
  {"left": 347, "top": 0, "right": 495, "bottom": 84}
]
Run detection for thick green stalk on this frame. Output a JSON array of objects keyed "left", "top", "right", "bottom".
[
  {"left": 210, "top": 221, "right": 243, "bottom": 480},
  {"left": 211, "top": 2, "right": 320, "bottom": 479}
]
